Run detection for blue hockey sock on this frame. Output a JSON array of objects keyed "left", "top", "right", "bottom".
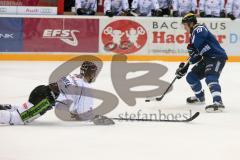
[
  {"left": 186, "top": 72, "right": 204, "bottom": 99},
  {"left": 205, "top": 75, "right": 222, "bottom": 103}
]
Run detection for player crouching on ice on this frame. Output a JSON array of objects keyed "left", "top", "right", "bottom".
[
  {"left": 0, "top": 61, "right": 114, "bottom": 125},
  {"left": 175, "top": 13, "right": 228, "bottom": 113}
]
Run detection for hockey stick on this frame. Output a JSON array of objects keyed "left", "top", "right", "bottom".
[
  {"left": 145, "top": 77, "right": 177, "bottom": 102},
  {"left": 111, "top": 112, "right": 199, "bottom": 122},
  {"left": 145, "top": 61, "right": 190, "bottom": 102}
]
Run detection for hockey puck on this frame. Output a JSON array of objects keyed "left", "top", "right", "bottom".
[
  {"left": 145, "top": 99, "right": 150, "bottom": 102},
  {"left": 156, "top": 97, "right": 162, "bottom": 101}
]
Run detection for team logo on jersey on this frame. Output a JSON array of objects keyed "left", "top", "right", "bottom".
[
  {"left": 102, "top": 20, "right": 147, "bottom": 54},
  {"left": 22, "top": 103, "right": 28, "bottom": 109},
  {"left": 42, "top": 29, "right": 80, "bottom": 46}
]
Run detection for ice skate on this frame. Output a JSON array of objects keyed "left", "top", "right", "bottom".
[
  {"left": 186, "top": 96, "right": 205, "bottom": 104},
  {"left": 205, "top": 102, "right": 225, "bottom": 113}
]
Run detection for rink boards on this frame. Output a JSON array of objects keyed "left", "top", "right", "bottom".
[
  {"left": 0, "top": 15, "right": 240, "bottom": 61},
  {"left": 1, "top": 54, "right": 240, "bottom": 62}
]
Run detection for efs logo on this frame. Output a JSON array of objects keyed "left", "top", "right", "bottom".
[
  {"left": 102, "top": 20, "right": 147, "bottom": 54},
  {"left": 43, "top": 29, "right": 80, "bottom": 46}
]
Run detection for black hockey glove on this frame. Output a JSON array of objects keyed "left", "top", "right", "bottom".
[
  {"left": 187, "top": 44, "right": 202, "bottom": 64},
  {"left": 77, "top": 8, "right": 95, "bottom": 15},
  {"left": 175, "top": 62, "right": 190, "bottom": 79},
  {"left": 220, "top": 10, "right": 226, "bottom": 18},
  {"left": 87, "top": 10, "right": 96, "bottom": 15},
  {"left": 105, "top": 10, "right": 114, "bottom": 17},
  {"left": 199, "top": 11, "right": 205, "bottom": 17},
  {"left": 227, "top": 13, "right": 236, "bottom": 20},
  {"left": 76, "top": 8, "right": 85, "bottom": 15},
  {"left": 172, "top": 11, "right": 178, "bottom": 17}
]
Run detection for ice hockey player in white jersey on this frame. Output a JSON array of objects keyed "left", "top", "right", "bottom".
[
  {"left": 172, "top": 0, "right": 197, "bottom": 17},
  {"left": 199, "top": 0, "right": 226, "bottom": 17},
  {"left": 157, "top": 0, "right": 172, "bottom": 16},
  {"left": 75, "top": 0, "right": 97, "bottom": 15},
  {"left": 226, "top": 0, "right": 240, "bottom": 20},
  {"left": 131, "top": 0, "right": 162, "bottom": 16},
  {"left": 0, "top": 61, "right": 114, "bottom": 125},
  {"left": 104, "top": 0, "right": 132, "bottom": 17}
]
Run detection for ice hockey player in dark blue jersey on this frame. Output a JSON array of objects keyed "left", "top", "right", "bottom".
[{"left": 175, "top": 13, "right": 228, "bottom": 113}]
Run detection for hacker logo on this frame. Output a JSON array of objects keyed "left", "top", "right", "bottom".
[{"left": 102, "top": 20, "right": 147, "bottom": 54}]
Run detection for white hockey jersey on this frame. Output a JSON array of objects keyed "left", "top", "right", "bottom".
[
  {"left": 75, "top": 0, "right": 97, "bottom": 12},
  {"left": 56, "top": 74, "right": 93, "bottom": 115},
  {"left": 131, "top": 0, "right": 160, "bottom": 16},
  {"left": 226, "top": 0, "right": 240, "bottom": 18},
  {"left": 104, "top": 0, "right": 130, "bottom": 15},
  {"left": 157, "top": 0, "right": 171, "bottom": 9},
  {"left": 199, "top": 0, "right": 225, "bottom": 17},
  {"left": 172, "top": 0, "right": 197, "bottom": 16}
]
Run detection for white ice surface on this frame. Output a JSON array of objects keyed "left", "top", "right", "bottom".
[{"left": 0, "top": 61, "right": 239, "bottom": 160}]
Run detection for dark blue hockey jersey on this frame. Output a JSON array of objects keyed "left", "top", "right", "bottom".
[{"left": 190, "top": 24, "right": 228, "bottom": 62}]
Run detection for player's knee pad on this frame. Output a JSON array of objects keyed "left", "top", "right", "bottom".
[{"left": 186, "top": 72, "right": 199, "bottom": 85}]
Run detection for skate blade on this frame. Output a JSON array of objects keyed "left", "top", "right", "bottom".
[
  {"left": 187, "top": 101, "right": 205, "bottom": 105},
  {"left": 205, "top": 108, "right": 224, "bottom": 113}
]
